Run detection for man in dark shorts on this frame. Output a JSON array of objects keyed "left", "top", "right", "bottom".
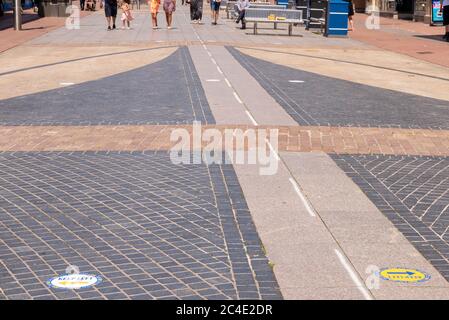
[
  {"left": 104, "top": 0, "right": 118, "bottom": 30},
  {"left": 442, "top": 0, "right": 449, "bottom": 41},
  {"left": 211, "top": 0, "right": 220, "bottom": 25}
]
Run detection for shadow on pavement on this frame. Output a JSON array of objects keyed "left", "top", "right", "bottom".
[
  {"left": 415, "top": 34, "right": 448, "bottom": 43},
  {"left": 0, "top": 11, "right": 40, "bottom": 30}
]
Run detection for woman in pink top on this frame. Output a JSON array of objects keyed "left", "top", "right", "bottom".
[{"left": 163, "top": 0, "right": 176, "bottom": 29}]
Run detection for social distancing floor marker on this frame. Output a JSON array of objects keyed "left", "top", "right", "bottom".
[
  {"left": 379, "top": 268, "right": 430, "bottom": 283},
  {"left": 289, "top": 80, "right": 305, "bottom": 83},
  {"left": 206, "top": 79, "right": 220, "bottom": 82},
  {"left": 60, "top": 82, "right": 75, "bottom": 86}
]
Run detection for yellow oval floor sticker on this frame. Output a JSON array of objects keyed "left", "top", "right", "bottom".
[{"left": 380, "top": 268, "right": 430, "bottom": 283}]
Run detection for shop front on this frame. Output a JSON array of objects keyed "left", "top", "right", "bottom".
[{"left": 355, "top": 0, "right": 433, "bottom": 23}]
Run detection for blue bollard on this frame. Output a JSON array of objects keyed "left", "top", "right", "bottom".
[{"left": 324, "top": 0, "right": 348, "bottom": 37}]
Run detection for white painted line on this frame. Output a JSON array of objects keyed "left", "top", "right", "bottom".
[
  {"left": 334, "top": 249, "right": 373, "bottom": 300},
  {"left": 206, "top": 79, "right": 220, "bottom": 82},
  {"left": 207, "top": 51, "right": 212, "bottom": 57},
  {"left": 233, "top": 92, "right": 243, "bottom": 104},
  {"left": 289, "top": 80, "right": 305, "bottom": 83},
  {"left": 216, "top": 66, "right": 223, "bottom": 74},
  {"left": 202, "top": 44, "right": 207, "bottom": 50},
  {"left": 60, "top": 82, "right": 75, "bottom": 86},
  {"left": 155, "top": 40, "right": 165, "bottom": 43},
  {"left": 211, "top": 58, "right": 217, "bottom": 65},
  {"left": 245, "top": 110, "right": 258, "bottom": 126},
  {"left": 288, "top": 178, "right": 316, "bottom": 217},
  {"left": 224, "top": 78, "right": 232, "bottom": 88}
]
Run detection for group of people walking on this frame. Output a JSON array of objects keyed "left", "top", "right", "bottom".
[
  {"left": 101, "top": 0, "right": 176, "bottom": 30},
  {"left": 186, "top": 0, "right": 222, "bottom": 25},
  {"left": 100, "top": 0, "right": 226, "bottom": 30},
  {"left": 101, "top": 0, "right": 136, "bottom": 30}
]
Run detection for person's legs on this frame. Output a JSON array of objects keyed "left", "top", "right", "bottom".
[
  {"left": 214, "top": 9, "right": 218, "bottom": 23},
  {"left": 210, "top": 3, "right": 217, "bottom": 24},
  {"left": 240, "top": 9, "right": 246, "bottom": 29},
  {"left": 165, "top": 11, "right": 170, "bottom": 26},
  {"left": 237, "top": 9, "right": 244, "bottom": 23},
  {"left": 348, "top": 16, "right": 354, "bottom": 31},
  {"left": 105, "top": 3, "right": 112, "bottom": 29},
  {"left": 111, "top": 5, "right": 117, "bottom": 28},
  {"left": 153, "top": 12, "right": 159, "bottom": 28},
  {"left": 80, "top": 0, "right": 85, "bottom": 10},
  {"left": 235, "top": 8, "right": 241, "bottom": 23}
]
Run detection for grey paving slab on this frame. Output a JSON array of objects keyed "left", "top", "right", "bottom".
[
  {"left": 331, "top": 154, "right": 449, "bottom": 285},
  {"left": 0, "top": 47, "right": 214, "bottom": 125},
  {"left": 29, "top": 10, "right": 196, "bottom": 45},
  {"left": 281, "top": 152, "right": 449, "bottom": 299},
  {"left": 188, "top": 45, "right": 252, "bottom": 125},
  {"left": 27, "top": 5, "right": 366, "bottom": 48},
  {"left": 228, "top": 47, "right": 449, "bottom": 129},
  {"left": 233, "top": 159, "right": 366, "bottom": 300},
  {"left": 0, "top": 152, "right": 280, "bottom": 299},
  {"left": 206, "top": 45, "right": 297, "bottom": 126}
]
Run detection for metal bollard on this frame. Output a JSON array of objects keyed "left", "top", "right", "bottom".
[{"left": 14, "top": 0, "right": 22, "bottom": 30}]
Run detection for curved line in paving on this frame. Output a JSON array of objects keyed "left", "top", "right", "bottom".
[
  {"left": 234, "top": 46, "right": 449, "bottom": 83},
  {"left": 0, "top": 47, "right": 215, "bottom": 126},
  {"left": 0, "top": 45, "right": 179, "bottom": 77}
]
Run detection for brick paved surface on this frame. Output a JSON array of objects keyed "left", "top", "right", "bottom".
[
  {"left": 228, "top": 47, "right": 449, "bottom": 129},
  {"left": 0, "top": 151, "right": 280, "bottom": 299},
  {"left": 332, "top": 154, "right": 449, "bottom": 282},
  {"left": 351, "top": 14, "right": 449, "bottom": 69},
  {"left": 0, "top": 47, "right": 214, "bottom": 125},
  {"left": 0, "top": 125, "right": 449, "bottom": 157}
]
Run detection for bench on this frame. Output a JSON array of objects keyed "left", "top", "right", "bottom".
[
  {"left": 226, "top": 1, "right": 282, "bottom": 19},
  {"left": 244, "top": 8, "right": 304, "bottom": 36}
]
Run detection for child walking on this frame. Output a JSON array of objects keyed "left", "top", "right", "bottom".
[
  {"left": 149, "top": 0, "right": 161, "bottom": 29},
  {"left": 120, "top": 0, "right": 134, "bottom": 29}
]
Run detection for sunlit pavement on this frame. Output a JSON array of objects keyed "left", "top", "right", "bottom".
[{"left": 1, "top": 5, "right": 449, "bottom": 300}]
